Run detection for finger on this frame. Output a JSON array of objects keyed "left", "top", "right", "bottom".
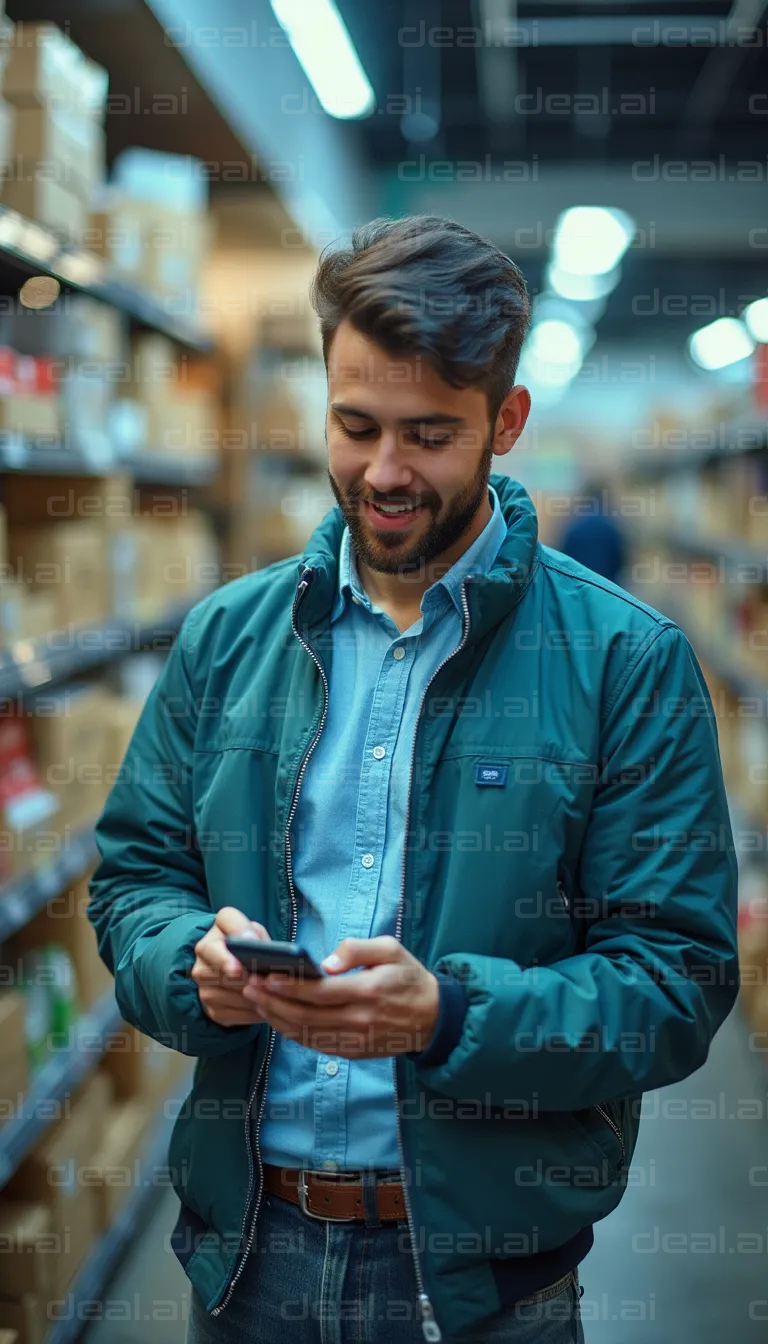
[
  {"left": 200, "top": 991, "right": 265, "bottom": 1019},
  {"left": 245, "top": 972, "right": 367, "bottom": 1006},
  {"left": 197, "top": 937, "right": 245, "bottom": 980},
  {"left": 321, "top": 936, "right": 402, "bottom": 974},
  {"left": 192, "top": 958, "right": 249, "bottom": 988}
]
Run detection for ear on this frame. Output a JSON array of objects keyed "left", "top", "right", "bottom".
[{"left": 492, "top": 385, "right": 531, "bottom": 460}]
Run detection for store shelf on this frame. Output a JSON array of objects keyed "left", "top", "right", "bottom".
[
  {"left": 0, "top": 989, "right": 121, "bottom": 1190},
  {"left": 640, "top": 524, "right": 768, "bottom": 583},
  {"left": 625, "top": 414, "right": 767, "bottom": 478},
  {"left": 0, "top": 821, "right": 98, "bottom": 943},
  {"left": 0, "top": 205, "right": 213, "bottom": 352},
  {"left": 0, "top": 592, "right": 208, "bottom": 700},
  {"left": 0, "top": 436, "right": 219, "bottom": 487},
  {"left": 45, "top": 1097, "right": 182, "bottom": 1344}
]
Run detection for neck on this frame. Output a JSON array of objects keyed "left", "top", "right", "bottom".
[{"left": 357, "top": 492, "right": 493, "bottom": 621}]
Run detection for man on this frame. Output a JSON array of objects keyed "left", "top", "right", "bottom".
[{"left": 89, "top": 215, "right": 739, "bottom": 1343}]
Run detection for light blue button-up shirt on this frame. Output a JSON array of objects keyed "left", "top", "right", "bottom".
[{"left": 259, "top": 485, "right": 508, "bottom": 1171}]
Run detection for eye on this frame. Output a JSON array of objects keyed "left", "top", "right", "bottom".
[
  {"left": 339, "top": 423, "right": 377, "bottom": 440},
  {"left": 406, "top": 432, "right": 452, "bottom": 449}
]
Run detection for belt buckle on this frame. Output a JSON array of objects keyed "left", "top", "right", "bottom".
[{"left": 298, "top": 1170, "right": 358, "bottom": 1223}]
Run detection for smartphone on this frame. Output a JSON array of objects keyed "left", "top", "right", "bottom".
[{"left": 225, "top": 936, "right": 326, "bottom": 980}]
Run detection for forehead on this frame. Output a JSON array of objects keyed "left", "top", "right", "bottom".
[{"left": 326, "top": 320, "right": 487, "bottom": 420}]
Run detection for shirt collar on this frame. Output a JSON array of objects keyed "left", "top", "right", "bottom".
[{"left": 332, "top": 483, "right": 507, "bottom": 623}]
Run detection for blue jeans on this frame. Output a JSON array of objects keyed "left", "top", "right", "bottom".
[{"left": 185, "top": 1190, "right": 586, "bottom": 1344}]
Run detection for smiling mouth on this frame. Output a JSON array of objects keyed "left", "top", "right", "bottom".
[{"left": 364, "top": 498, "right": 425, "bottom": 531}]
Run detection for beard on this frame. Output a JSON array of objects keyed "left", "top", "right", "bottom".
[{"left": 328, "top": 444, "right": 494, "bottom": 578}]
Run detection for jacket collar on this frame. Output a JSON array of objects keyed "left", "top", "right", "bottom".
[{"left": 295, "top": 472, "right": 539, "bottom": 645}]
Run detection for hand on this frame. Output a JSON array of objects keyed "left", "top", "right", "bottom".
[
  {"left": 192, "top": 906, "right": 270, "bottom": 1027},
  {"left": 242, "top": 935, "right": 440, "bottom": 1059}
]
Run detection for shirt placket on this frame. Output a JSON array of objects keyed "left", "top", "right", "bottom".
[{"left": 311, "top": 618, "right": 417, "bottom": 1169}]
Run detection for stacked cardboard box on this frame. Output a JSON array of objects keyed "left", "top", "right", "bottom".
[
  {"left": 7, "top": 519, "right": 110, "bottom": 629},
  {"left": 4, "top": 1070, "right": 111, "bottom": 1300},
  {"left": 0, "top": 992, "right": 28, "bottom": 1118},
  {"left": 8, "top": 870, "right": 113, "bottom": 1014},
  {"left": 2, "top": 21, "right": 107, "bottom": 239},
  {"left": 27, "top": 684, "right": 111, "bottom": 831},
  {"left": 88, "top": 147, "right": 212, "bottom": 317},
  {"left": 0, "top": 1200, "right": 51, "bottom": 1344},
  {"left": 88, "top": 1100, "right": 151, "bottom": 1232},
  {"left": 102, "top": 1022, "right": 189, "bottom": 1109},
  {"left": 123, "top": 332, "right": 220, "bottom": 456}
]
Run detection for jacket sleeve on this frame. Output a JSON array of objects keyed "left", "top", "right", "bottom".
[
  {"left": 416, "top": 623, "right": 740, "bottom": 1108},
  {"left": 87, "top": 601, "right": 263, "bottom": 1058}
]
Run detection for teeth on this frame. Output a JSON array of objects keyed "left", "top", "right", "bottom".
[{"left": 374, "top": 502, "right": 416, "bottom": 514}]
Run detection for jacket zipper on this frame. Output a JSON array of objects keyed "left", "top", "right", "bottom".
[
  {"left": 393, "top": 575, "right": 473, "bottom": 1343},
  {"left": 593, "top": 1103, "right": 626, "bottom": 1168},
  {"left": 556, "top": 877, "right": 569, "bottom": 912},
  {"left": 212, "top": 568, "right": 330, "bottom": 1315}
]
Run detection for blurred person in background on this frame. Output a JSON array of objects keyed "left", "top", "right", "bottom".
[
  {"left": 556, "top": 477, "right": 627, "bottom": 587},
  {"left": 89, "top": 216, "right": 738, "bottom": 1344}
]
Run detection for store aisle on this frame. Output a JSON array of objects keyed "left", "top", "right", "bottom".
[
  {"left": 579, "top": 1006, "right": 768, "bottom": 1343},
  {"left": 88, "top": 1007, "right": 768, "bottom": 1344}
]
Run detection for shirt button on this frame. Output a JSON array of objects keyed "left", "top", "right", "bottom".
[
  {"left": 325, "top": 1060, "right": 339, "bottom": 1077},
  {"left": 361, "top": 853, "right": 375, "bottom": 869},
  {"left": 372, "top": 745, "right": 386, "bottom": 760},
  {"left": 393, "top": 646, "right": 405, "bottom": 660}
]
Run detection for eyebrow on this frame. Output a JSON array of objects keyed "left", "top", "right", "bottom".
[{"left": 331, "top": 402, "right": 466, "bottom": 426}]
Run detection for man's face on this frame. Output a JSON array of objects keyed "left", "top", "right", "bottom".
[{"left": 326, "top": 321, "right": 504, "bottom": 577}]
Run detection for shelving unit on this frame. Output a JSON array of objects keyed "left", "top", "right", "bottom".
[
  {"left": 0, "top": 437, "right": 219, "bottom": 488},
  {"left": 0, "top": 989, "right": 121, "bottom": 1189},
  {"left": 0, "top": 206, "right": 212, "bottom": 353},
  {"left": 45, "top": 1102, "right": 181, "bottom": 1344},
  {"left": 0, "top": 591, "right": 209, "bottom": 699},
  {"left": 0, "top": 821, "right": 98, "bottom": 942}
]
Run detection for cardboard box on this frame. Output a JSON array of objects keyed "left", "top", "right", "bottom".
[
  {"left": 0, "top": 1204, "right": 52, "bottom": 1297},
  {"left": 88, "top": 197, "right": 209, "bottom": 300},
  {"left": 9, "top": 875, "right": 112, "bottom": 1012},
  {"left": 86, "top": 1101, "right": 150, "bottom": 1230},
  {"left": 0, "top": 582, "right": 58, "bottom": 646},
  {"left": 4, "top": 1072, "right": 110, "bottom": 1293},
  {"left": 4, "top": 23, "right": 107, "bottom": 122},
  {"left": 0, "top": 990, "right": 28, "bottom": 1116},
  {"left": 102, "top": 1024, "right": 189, "bottom": 1104},
  {"left": 0, "top": 99, "right": 15, "bottom": 184},
  {"left": 0, "top": 1331, "right": 19, "bottom": 1344},
  {"left": 0, "top": 393, "right": 60, "bottom": 439},
  {"left": 8, "top": 521, "right": 109, "bottom": 629},
  {"left": 11, "top": 106, "right": 104, "bottom": 202},
  {"left": 0, "top": 1295, "right": 46, "bottom": 1344},
  {"left": 2, "top": 173, "right": 85, "bottom": 241},
  {"left": 28, "top": 684, "right": 111, "bottom": 828}
]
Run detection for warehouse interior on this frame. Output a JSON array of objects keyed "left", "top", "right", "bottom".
[{"left": 0, "top": 1, "right": 761, "bottom": 1341}]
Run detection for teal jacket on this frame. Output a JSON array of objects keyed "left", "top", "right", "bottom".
[{"left": 88, "top": 474, "right": 739, "bottom": 1339}]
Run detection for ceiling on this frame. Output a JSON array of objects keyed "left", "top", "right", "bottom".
[{"left": 6, "top": 0, "right": 768, "bottom": 342}]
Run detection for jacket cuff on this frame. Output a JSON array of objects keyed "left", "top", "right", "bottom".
[{"left": 407, "top": 973, "right": 469, "bottom": 1068}]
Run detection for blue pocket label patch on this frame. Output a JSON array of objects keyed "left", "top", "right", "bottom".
[{"left": 474, "top": 764, "right": 508, "bottom": 787}]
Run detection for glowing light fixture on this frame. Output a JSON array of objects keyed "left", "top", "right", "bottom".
[
  {"left": 271, "top": 0, "right": 375, "bottom": 119},
  {"left": 688, "top": 317, "right": 755, "bottom": 371},
  {"left": 552, "top": 206, "right": 635, "bottom": 277},
  {"left": 547, "top": 263, "right": 620, "bottom": 303},
  {"left": 743, "top": 297, "right": 768, "bottom": 343}
]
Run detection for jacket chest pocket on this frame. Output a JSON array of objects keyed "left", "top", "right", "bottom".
[{"left": 412, "top": 747, "right": 596, "bottom": 965}]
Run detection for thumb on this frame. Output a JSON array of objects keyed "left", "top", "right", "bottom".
[
  {"left": 322, "top": 935, "right": 401, "bottom": 973},
  {"left": 215, "top": 906, "right": 262, "bottom": 937}
]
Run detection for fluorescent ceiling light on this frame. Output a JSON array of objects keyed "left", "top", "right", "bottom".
[
  {"left": 271, "top": 0, "right": 375, "bottom": 119},
  {"left": 743, "top": 297, "right": 768, "bottom": 343},
  {"left": 688, "top": 317, "right": 755, "bottom": 371},
  {"left": 552, "top": 206, "right": 635, "bottom": 277},
  {"left": 547, "top": 263, "right": 620, "bottom": 303},
  {"left": 522, "top": 319, "right": 592, "bottom": 386}
]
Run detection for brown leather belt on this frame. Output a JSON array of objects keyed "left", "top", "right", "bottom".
[{"left": 262, "top": 1164, "right": 406, "bottom": 1222}]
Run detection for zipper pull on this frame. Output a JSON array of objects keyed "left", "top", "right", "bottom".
[
  {"left": 419, "top": 1293, "right": 442, "bottom": 1341},
  {"left": 557, "top": 878, "right": 570, "bottom": 911}
]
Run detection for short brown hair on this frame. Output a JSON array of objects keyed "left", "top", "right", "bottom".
[{"left": 310, "top": 214, "right": 530, "bottom": 421}]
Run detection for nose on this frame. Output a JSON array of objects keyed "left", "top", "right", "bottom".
[{"left": 364, "top": 431, "right": 416, "bottom": 497}]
